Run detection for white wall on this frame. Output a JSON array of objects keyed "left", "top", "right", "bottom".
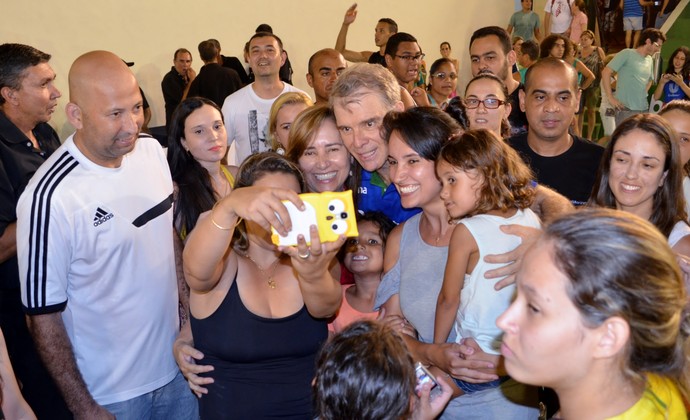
[{"left": 3, "top": 1, "right": 539, "bottom": 138}]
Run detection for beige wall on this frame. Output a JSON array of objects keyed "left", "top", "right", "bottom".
[{"left": 4, "top": 1, "right": 545, "bottom": 138}]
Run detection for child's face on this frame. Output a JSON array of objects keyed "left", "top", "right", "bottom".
[
  {"left": 343, "top": 221, "right": 385, "bottom": 276},
  {"left": 437, "top": 159, "right": 483, "bottom": 219}
]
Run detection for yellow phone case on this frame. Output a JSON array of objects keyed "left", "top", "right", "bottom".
[{"left": 271, "top": 190, "right": 359, "bottom": 246}]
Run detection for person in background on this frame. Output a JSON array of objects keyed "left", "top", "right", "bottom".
[
  {"left": 161, "top": 48, "right": 195, "bottom": 128},
  {"left": 621, "top": 0, "right": 653, "bottom": 49},
  {"left": 658, "top": 100, "right": 690, "bottom": 217},
  {"left": 267, "top": 91, "right": 313, "bottom": 154},
  {"left": 334, "top": 3, "right": 398, "bottom": 67},
  {"left": 426, "top": 58, "right": 457, "bottom": 109},
  {"left": 511, "top": 36, "right": 524, "bottom": 74},
  {"left": 463, "top": 73, "right": 513, "bottom": 139},
  {"left": 578, "top": 30, "right": 606, "bottom": 140},
  {"left": 306, "top": 48, "right": 347, "bottom": 105},
  {"left": 568, "top": 0, "right": 588, "bottom": 44},
  {"left": 507, "top": 0, "right": 542, "bottom": 42},
  {"left": 513, "top": 39, "right": 539, "bottom": 83},
  {"left": 653, "top": 46, "right": 690, "bottom": 104},
  {"left": 600, "top": 28, "right": 665, "bottom": 127},
  {"left": 544, "top": 0, "right": 574, "bottom": 37}
]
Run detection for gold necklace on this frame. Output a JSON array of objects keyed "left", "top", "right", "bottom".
[{"left": 243, "top": 253, "right": 282, "bottom": 289}]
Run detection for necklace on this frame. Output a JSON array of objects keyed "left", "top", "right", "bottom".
[
  {"left": 212, "top": 175, "right": 231, "bottom": 199},
  {"left": 243, "top": 253, "right": 282, "bottom": 289}
]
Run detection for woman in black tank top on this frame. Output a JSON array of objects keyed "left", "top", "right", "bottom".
[{"left": 175, "top": 153, "right": 345, "bottom": 419}]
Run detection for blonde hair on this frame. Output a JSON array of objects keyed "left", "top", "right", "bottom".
[{"left": 267, "top": 92, "right": 313, "bottom": 151}]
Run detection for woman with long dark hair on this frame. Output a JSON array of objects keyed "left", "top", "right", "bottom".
[{"left": 653, "top": 46, "right": 690, "bottom": 104}]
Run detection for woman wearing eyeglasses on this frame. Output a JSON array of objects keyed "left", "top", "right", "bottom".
[
  {"left": 463, "top": 73, "right": 512, "bottom": 139},
  {"left": 426, "top": 58, "right": 458, "bottom": 109}
]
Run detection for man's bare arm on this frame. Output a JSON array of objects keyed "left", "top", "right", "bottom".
[
  {"left": 173, "top": 229, "right": 190, "bottom": 328},
  {"left": 531, "top": 185, "right": 574, "bottom": 224},
  {"left": 335, "top": 3, "right": 373, "bottom": 63},
  {"left": 0, "top": 222, "right": 17, "bottom": 264},
  {"left": 28, "top": 313, "right": 114, "bottom": 420}
]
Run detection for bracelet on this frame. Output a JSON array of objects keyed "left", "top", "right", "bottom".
[{"left": 210, "top": 201, "right": 232, "bottom": 231}]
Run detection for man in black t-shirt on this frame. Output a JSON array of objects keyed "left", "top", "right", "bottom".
[
  {"left": 509, "top": 58, "right": 604, "bottom": 206},
  {"left": 187, "top": 40, "right": 242, "bottom": 108},
  {"left": 334, "top": 3, "right": 397, "bottom": 68},
  {"left": 469, "top": 26, "right": 529, "bottom": 136}
]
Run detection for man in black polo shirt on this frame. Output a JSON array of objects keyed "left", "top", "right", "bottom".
[
  {"left": 509, "top": 57, "right": 604, "bottom": 206},
  {"left": 0, "top": 43, "right": 70, "bottom": 419}
]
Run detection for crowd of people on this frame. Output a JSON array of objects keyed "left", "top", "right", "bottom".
[{"left": 1, "top": 1, "right": 690, "bottom": 419}]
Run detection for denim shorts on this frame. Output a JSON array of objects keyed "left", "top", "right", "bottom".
[{"left": 453, "top": 375, "right": 510, "bottom": 394}]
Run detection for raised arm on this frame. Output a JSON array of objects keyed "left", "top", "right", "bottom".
[
  {"left": 530, "top": 184, "right": 574, "bottom": 223},
  {"left": 183, "top": 185, "right": 301, "bottom": 292},
  {"left": 335, "top": 3, "right": 373, "bottom": 63},
  {"left": 28, "top": 313, "right": 114, "bottom": 419}
]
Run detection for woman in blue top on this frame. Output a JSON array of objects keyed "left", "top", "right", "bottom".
[{"left": 653, "top": 46, "right": 690, "bottom": 104}]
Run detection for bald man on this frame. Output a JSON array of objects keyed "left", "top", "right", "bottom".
[
  {"left": 16, "top": 51, "right": 196, "bottom": 419},
  {"left": 306, "top": 48, "right": 347, "bottom": 104}
]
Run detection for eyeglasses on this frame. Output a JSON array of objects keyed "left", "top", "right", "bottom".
[
  {"left": 463, "top": 98, "right": 507, "bottom": 109},
  {"left": 395, "top": 53, "right": 425, "bottom": 62},
  {"left": 431, "top": 72, "right": 457, "bottom": 81},
  {"left": 653, "top": 42, "right": 661, "bottom": 48}
]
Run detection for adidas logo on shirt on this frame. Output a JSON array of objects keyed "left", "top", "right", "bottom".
[{"left": 93, "top": 207, "right": 114, "bottom": 227}]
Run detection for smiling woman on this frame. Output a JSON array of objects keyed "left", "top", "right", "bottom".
[
  {"left": 589, "top": 113, "right": 690, "bottom": 256},
  {"left": 285, "top": 105, "right": 352, "bottom": 193}
]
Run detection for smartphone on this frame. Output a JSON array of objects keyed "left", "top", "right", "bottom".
[
  {"left": 415, "top": 362, "right": 439, "bottom": 393},
  {"left": 271, "top": 190, "right": 358, "bottom": 246}
]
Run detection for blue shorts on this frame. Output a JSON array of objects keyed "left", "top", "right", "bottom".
[{"left": 453, "top": 376, "right": 510, "bottom": 394}]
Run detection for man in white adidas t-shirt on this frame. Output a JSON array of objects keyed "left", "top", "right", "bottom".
[
  {"left": 16, "top": 51, "right": 196, "bottom": 419},
  {"left": 222, "top": 32, "right": 309, "bottom": 165}
]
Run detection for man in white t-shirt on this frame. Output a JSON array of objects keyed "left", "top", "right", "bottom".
[
  {"left": 544, "top": 0, "right": 574, "bottom": 36},
  {"left": 16, "top": 51, "right": 196, "bottom": 420},
  {"left": 222, "top": 32, "right": 309, "bottom": 165}
]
